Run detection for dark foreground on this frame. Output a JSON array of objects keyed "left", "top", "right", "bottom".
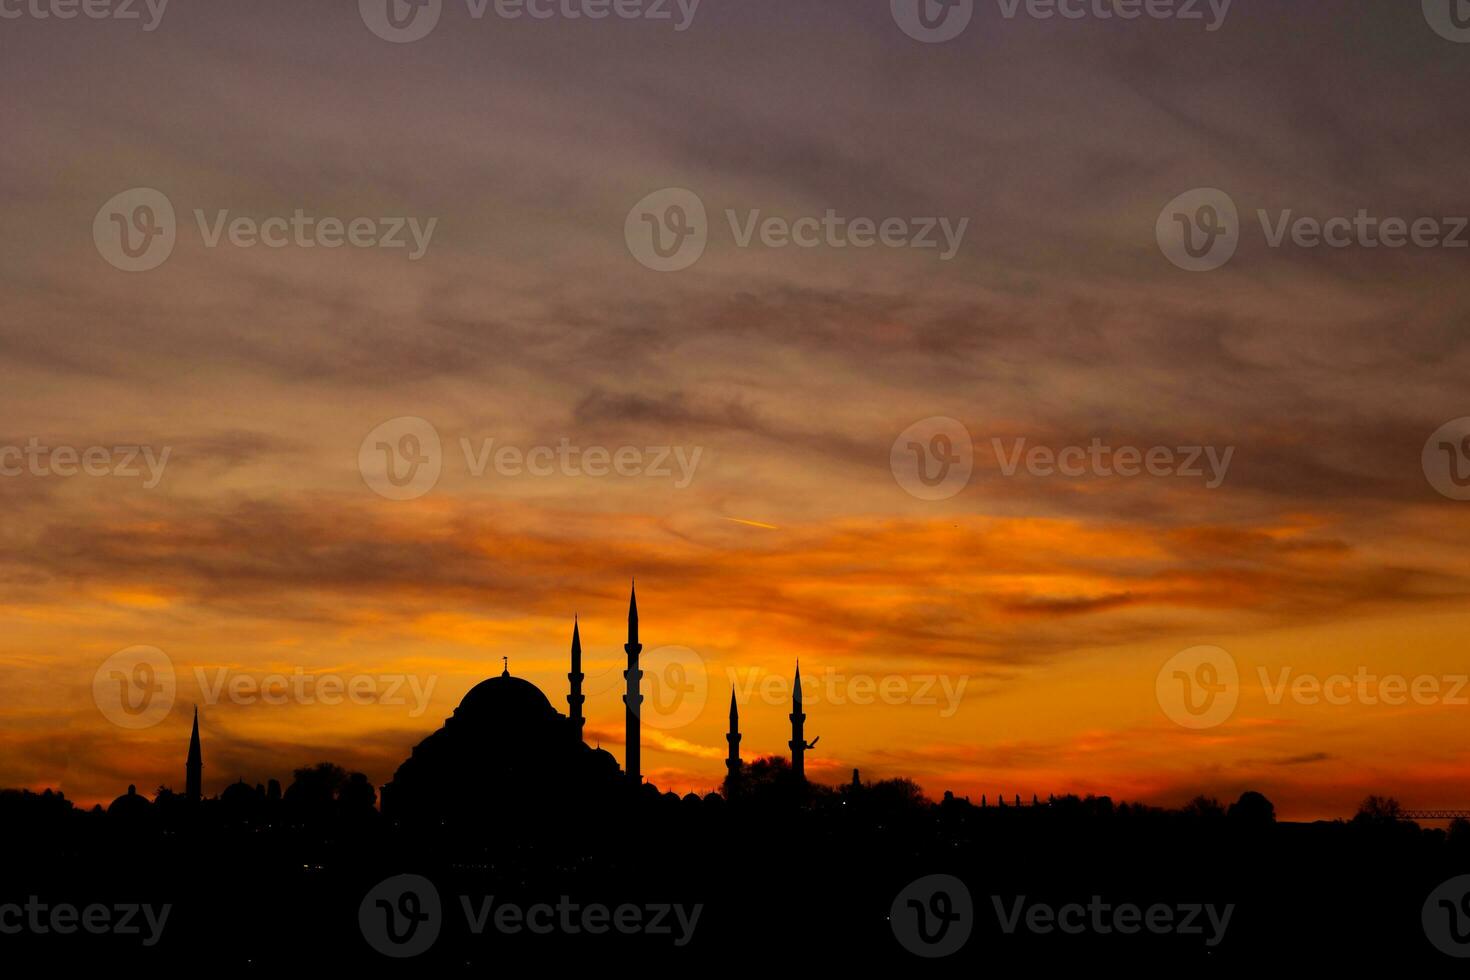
[{"left": 3, "top": 782, "right": 1467, "bottom": 968}]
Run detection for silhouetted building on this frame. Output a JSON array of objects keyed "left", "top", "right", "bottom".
[
  {"left": 186, "top": 706, "right": 202, "bottom": 804},
  {"left": 381, "top": 658, "right": 621, "bottom": 827},
  {"left": 788, "top": 661, "right": 818, "bottom": 780},
  {"left": 623, "top": 582, "right": 643, "bottom": 786},
  {"left": 726, "top": 688, "right": 742, "bottom": 783},
  {"left": 567, "top": 616, "right": 585, "bottom": 738},
  {"left": 107, "top": 783, "right": 152, "bottom": 819}
]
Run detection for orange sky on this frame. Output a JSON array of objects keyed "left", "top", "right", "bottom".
[{"left": 2, "top": 2, "right": 1470, "bottom": 820}]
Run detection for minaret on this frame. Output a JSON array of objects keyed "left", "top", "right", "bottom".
[
  {"left": 622, "top": 582, "right": 643, "bottom": 786},
  {"left": 186, "top": 706, "right": 202, "bottom": 804},
  {"left": 788, "top": 661, "right": 817, "bottom": 781},
  {"left": 567, "top": 617, "right": 585, "bottom": 739},
  {"left": 725, "top": 688, "right": 742, "bottom": 784}
]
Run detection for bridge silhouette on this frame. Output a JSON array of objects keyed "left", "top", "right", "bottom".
[{"left": 1400, "top": 810, "right": 1470, "bottom": 820}]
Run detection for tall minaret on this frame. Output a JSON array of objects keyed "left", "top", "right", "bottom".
[
  {"left": 186, "top": 706, "right": 202, "bottom": 803},
  {"left": 725, "top": 688, "right": 742, "bottom": 784},
  {"left": 788, "top": 661, "right": 817, "bottom": 781},
  {"left": 567, "top": 616, "right": 585, "bottom": 739},
  {"left": 622, "top": 582, "right": 643, "bottom": 786}
]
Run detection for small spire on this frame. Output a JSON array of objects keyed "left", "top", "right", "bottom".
[
  {"left": 501, "top": 655, "right": 510, "bottom": 677},
  {"left": 729, "top": 687, "right": 738, "bottom": 723},
  {"left": 793, "top": 659, "right": 802, "bottom": 705},
  {"left": 627, "top": 579, "right": 639, "bottom": 646}
]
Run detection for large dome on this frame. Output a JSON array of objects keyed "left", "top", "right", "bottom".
[{"left": 454, "top": 673, "right": 556, "bottom": 724}]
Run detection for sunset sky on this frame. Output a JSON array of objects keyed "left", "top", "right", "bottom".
[{"left": 3, "top": 1, "right": 1470, "bottom": 820}]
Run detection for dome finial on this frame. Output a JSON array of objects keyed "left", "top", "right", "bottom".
[{"left": 502, "top": 655, "right": 510, "bottom": 677}]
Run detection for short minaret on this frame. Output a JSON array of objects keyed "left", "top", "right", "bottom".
[
  {"left": 622, "top": 582, "right": 643, "bottom": 786},
  {"left": 186, "top": 706, "right": 202, "bottom": 804},
  {"left": 788, "top": 661, "right": 818, "bottom": 781},
  {"left": 567, "top": 617, "right": 585, "bottom": 739},
  {"left": 725, "top": 688, "right": 742, "bottom": 783}
]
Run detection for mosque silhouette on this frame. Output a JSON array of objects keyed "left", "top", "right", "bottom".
[
  {"left": 28, "top": 584, "right": 1468, "bottom": 967},
  {"left": 148, "top": 583, "right": 830, "bottom": 822}
]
